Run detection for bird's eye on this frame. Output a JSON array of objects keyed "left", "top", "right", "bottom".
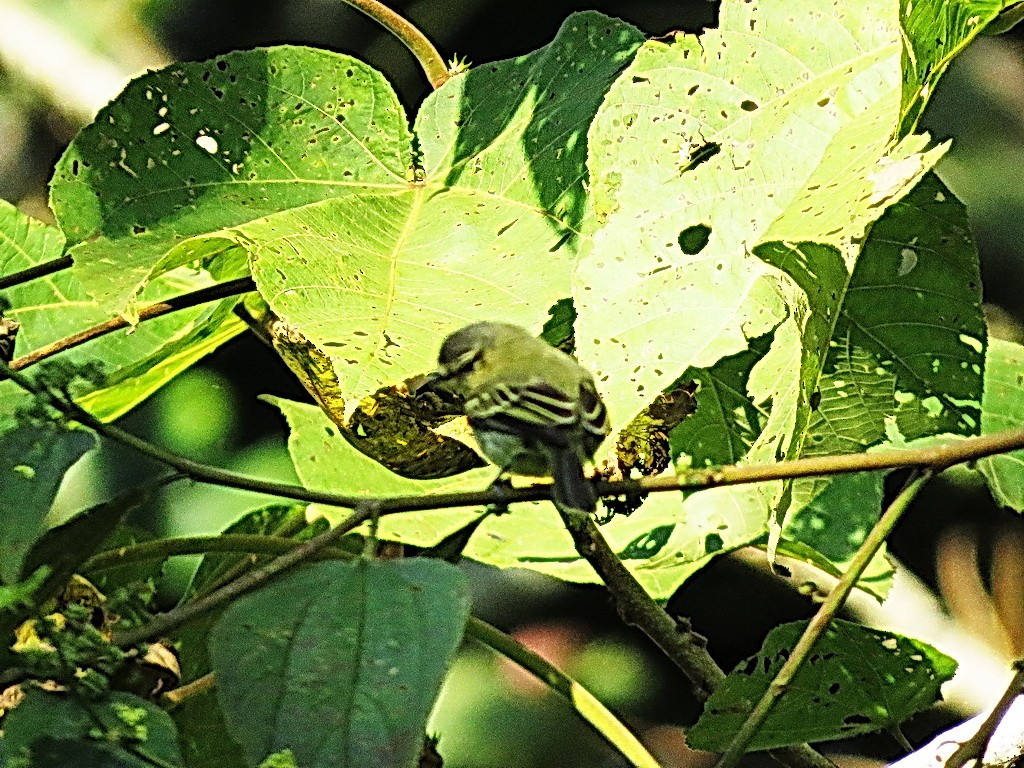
[{"left": 456, "top": 349, "right": 483, "bottom": 374}]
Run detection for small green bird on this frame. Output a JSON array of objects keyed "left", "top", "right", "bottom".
[{"left": 423, "top": 322, "right": 610, "bottom": 514}]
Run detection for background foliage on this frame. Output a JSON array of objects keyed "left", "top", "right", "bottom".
[{"left": 2, "top": 1, "right": 1024, "bottom": 767}]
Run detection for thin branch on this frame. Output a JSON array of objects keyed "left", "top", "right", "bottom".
[
  {"left": 558, "top": 506, "right": 724, "bottom": 697},
  {"left": 82, "top": 533, "right": 351, "bottom": 574},
  {"left": 8, "top": 277, "right": 255, "bottom": 372},
  {"left": 714, "top": 470, "right": 934, "bottom": 768},
  {"left": 338, "top": 0, "right": 450, "bottom": 88},
  {"left": 0, "top": 254, "right": 73, "bottom": 291},
  {"left": 4, "top": 356, "right": 1024, "bottom": 522},
  {"left": 554, "top": 507, "right": 838, "bottom": 768},
  {"left": 111, "top": 501, "right": 380, "bottom": 646},
  {"left": 945, "top": 659, "right": 1024, "bottom": 768}
]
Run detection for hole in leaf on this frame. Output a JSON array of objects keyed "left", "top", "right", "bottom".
[
  {"left": 680, "top": 141, "right": 720, "bottom": 173},
  {"left": 678, "top": 224, "right": 711, "bottom": 255}
]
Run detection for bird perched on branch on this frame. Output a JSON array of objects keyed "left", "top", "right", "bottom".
[{"left": 420, "top": 321, "right": 610, "bottom": 515}]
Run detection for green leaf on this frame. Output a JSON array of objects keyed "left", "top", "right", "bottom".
[
  {"left": 172, "top": 682, "right": 247, "bottom": 768},
  {"left": 173, "top": 503, "right": 320, "bottom": 768},
  {"left": 978, "top": 338, "right": 1024, "bottom": 510},
  {"left": 687, "top": 619, "right": 957, "bottom": 751},
  {"left": 52, "top": 46, "right": 411, "bottom": 315},
  {"left": 662, "top": 172, "right": 984, "bottom": 583},
  {"left": 248, "top": 13, "right": 643, "bottom": 407},
  {"left": 417, "top": 12, "right": 644, "bottom": 235},
  {"left": 899, "top": 0, "right": 1006, "bottom": 135},
  {"left": 183, "top": 502, "right": 312, "bottom": 600},
  {"left": 50, "top": 15, "right": 644, "bottom": 412},
  {"left": 670, "top": 331, "right": 774, "bottom": 468},
  {"left": 0, "top": 422, "right": 95, "bottom": 584},
  {"left": 0, "top": 199, "right": 245, "bottom": 422},
  {"left": 209, "top": 558, "right": 469, "bottom": 768},
  {"left": 0, "top": 480, "right": 163, "bottom": 644},
  {"left": 577, "top": 0, "right": 923, "bottom": 430},
  {"left": 1, "top": 688, "right": 183, "bottom": 767}
]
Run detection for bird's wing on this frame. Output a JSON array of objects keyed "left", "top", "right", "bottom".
[
  {"left": 577, "top": 378, "right": 610, "bottom": 440},
  {"left": 465, "top": 379, "right": 578, "bottom": 427}
]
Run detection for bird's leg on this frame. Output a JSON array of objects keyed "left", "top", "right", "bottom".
[{"left": 485, "top": 467, "right": 515, "bottom": 516}]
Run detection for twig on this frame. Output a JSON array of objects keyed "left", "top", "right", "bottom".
[
  {"left": 338, "top": 0, "right": 450, "bottom": 88},
  {"left": 558, "top": 507, "right": 724, "bottom": 697},
  {"left": 714, "top": 470, "right": 934, "bottom": 768},
  {"left": 4, "top": 356, "right": 1024, "bottom": 524},
  {"left": 945, "top": 660, "right": 1024, "bottom": 768},
  {"left": 554, "top": 507, "right": 838, "bottom": 768},
  {"left": 111, "top": 500, "right": 381, "bottom": 646},
  {"left": 82, "top": 533, "right": 351, "bottom": 574},
  {"left": 8, "top": 277, "right": 255, "bottom": 372},
  {"left": 0, "top": 255, "right": 73, "bottom": 291}
]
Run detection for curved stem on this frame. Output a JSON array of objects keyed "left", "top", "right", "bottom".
[
  {"left": 111, "top": 501, "right": 380, "bottom": 646},
  {"left": 338, "top": 0, "right": 449, "bottom": 88},
  {"left": 465, "top": 616, "right": 661, "bottom": 768},
  {"left": 9, "top": 277, "right": 255, "bottom": 372},
  {"left": 714, "top": 470, "right": 934, "bottom": 768}
]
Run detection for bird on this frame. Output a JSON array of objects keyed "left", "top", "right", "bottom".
[{"left": 421, "top": 321, "right": 610, "bottom": 515}]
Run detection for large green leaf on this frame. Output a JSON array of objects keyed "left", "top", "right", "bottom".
[
  {"left": 0, "top": 200, "right": 244, "bottom": 422},
  {"left": 51, "top": 15, "right": 644, "bottom": 412},
  {"left": 687, "top": 619, "right": 957, "bottom": 751},
  {"left": 1, "top": 688, "right": 184, "bottom": 767},
  {"left": 272, "top": 396, "right": 719, "bottom": 597},
  {"left": 576, "top": 0, "right": 922, "bottom": 429},
  {"left": 52, "top": 46, "right": 411, "bottom": 315},
  {"left": 572, "top": 0, "right": 987, "bottom": 587},
  {"left": 209, "top": 558, "right": 469, "bottom": 768},
  {"left": 172, "top": 503, "right": 314, "bottom": 768},
  {"left": 0, "top": 422, "right": 95, "bottom": 585}
]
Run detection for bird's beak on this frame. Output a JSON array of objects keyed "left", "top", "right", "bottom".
[{"left": 410, "top": 370, "right": 443, "bottom": 395}]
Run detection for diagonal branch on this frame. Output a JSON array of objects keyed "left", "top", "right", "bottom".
[
  {"left": 714, "top": 470, "right": 934, "bottom": 768},
  {"left": 8, "top": 276, "right": 255, "bottom": 372}
]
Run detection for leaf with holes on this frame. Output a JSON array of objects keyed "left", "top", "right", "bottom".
[
  {"left": 576, "top": 0, "right": 942, "bottom": 430},
  {"left": 687, "top": 619, "right": 957, "bottom": 751},
  {"left": 52, "top": 15, "right": 645, "bottom": 411}
]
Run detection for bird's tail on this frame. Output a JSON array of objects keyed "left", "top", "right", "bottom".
[{"left": 551, "top": 446, "right": 597, "bottom": 515}]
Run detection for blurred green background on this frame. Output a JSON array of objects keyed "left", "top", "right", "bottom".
[{"left": 2, "top": 1, "right": 1023, "bottom": 766}]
